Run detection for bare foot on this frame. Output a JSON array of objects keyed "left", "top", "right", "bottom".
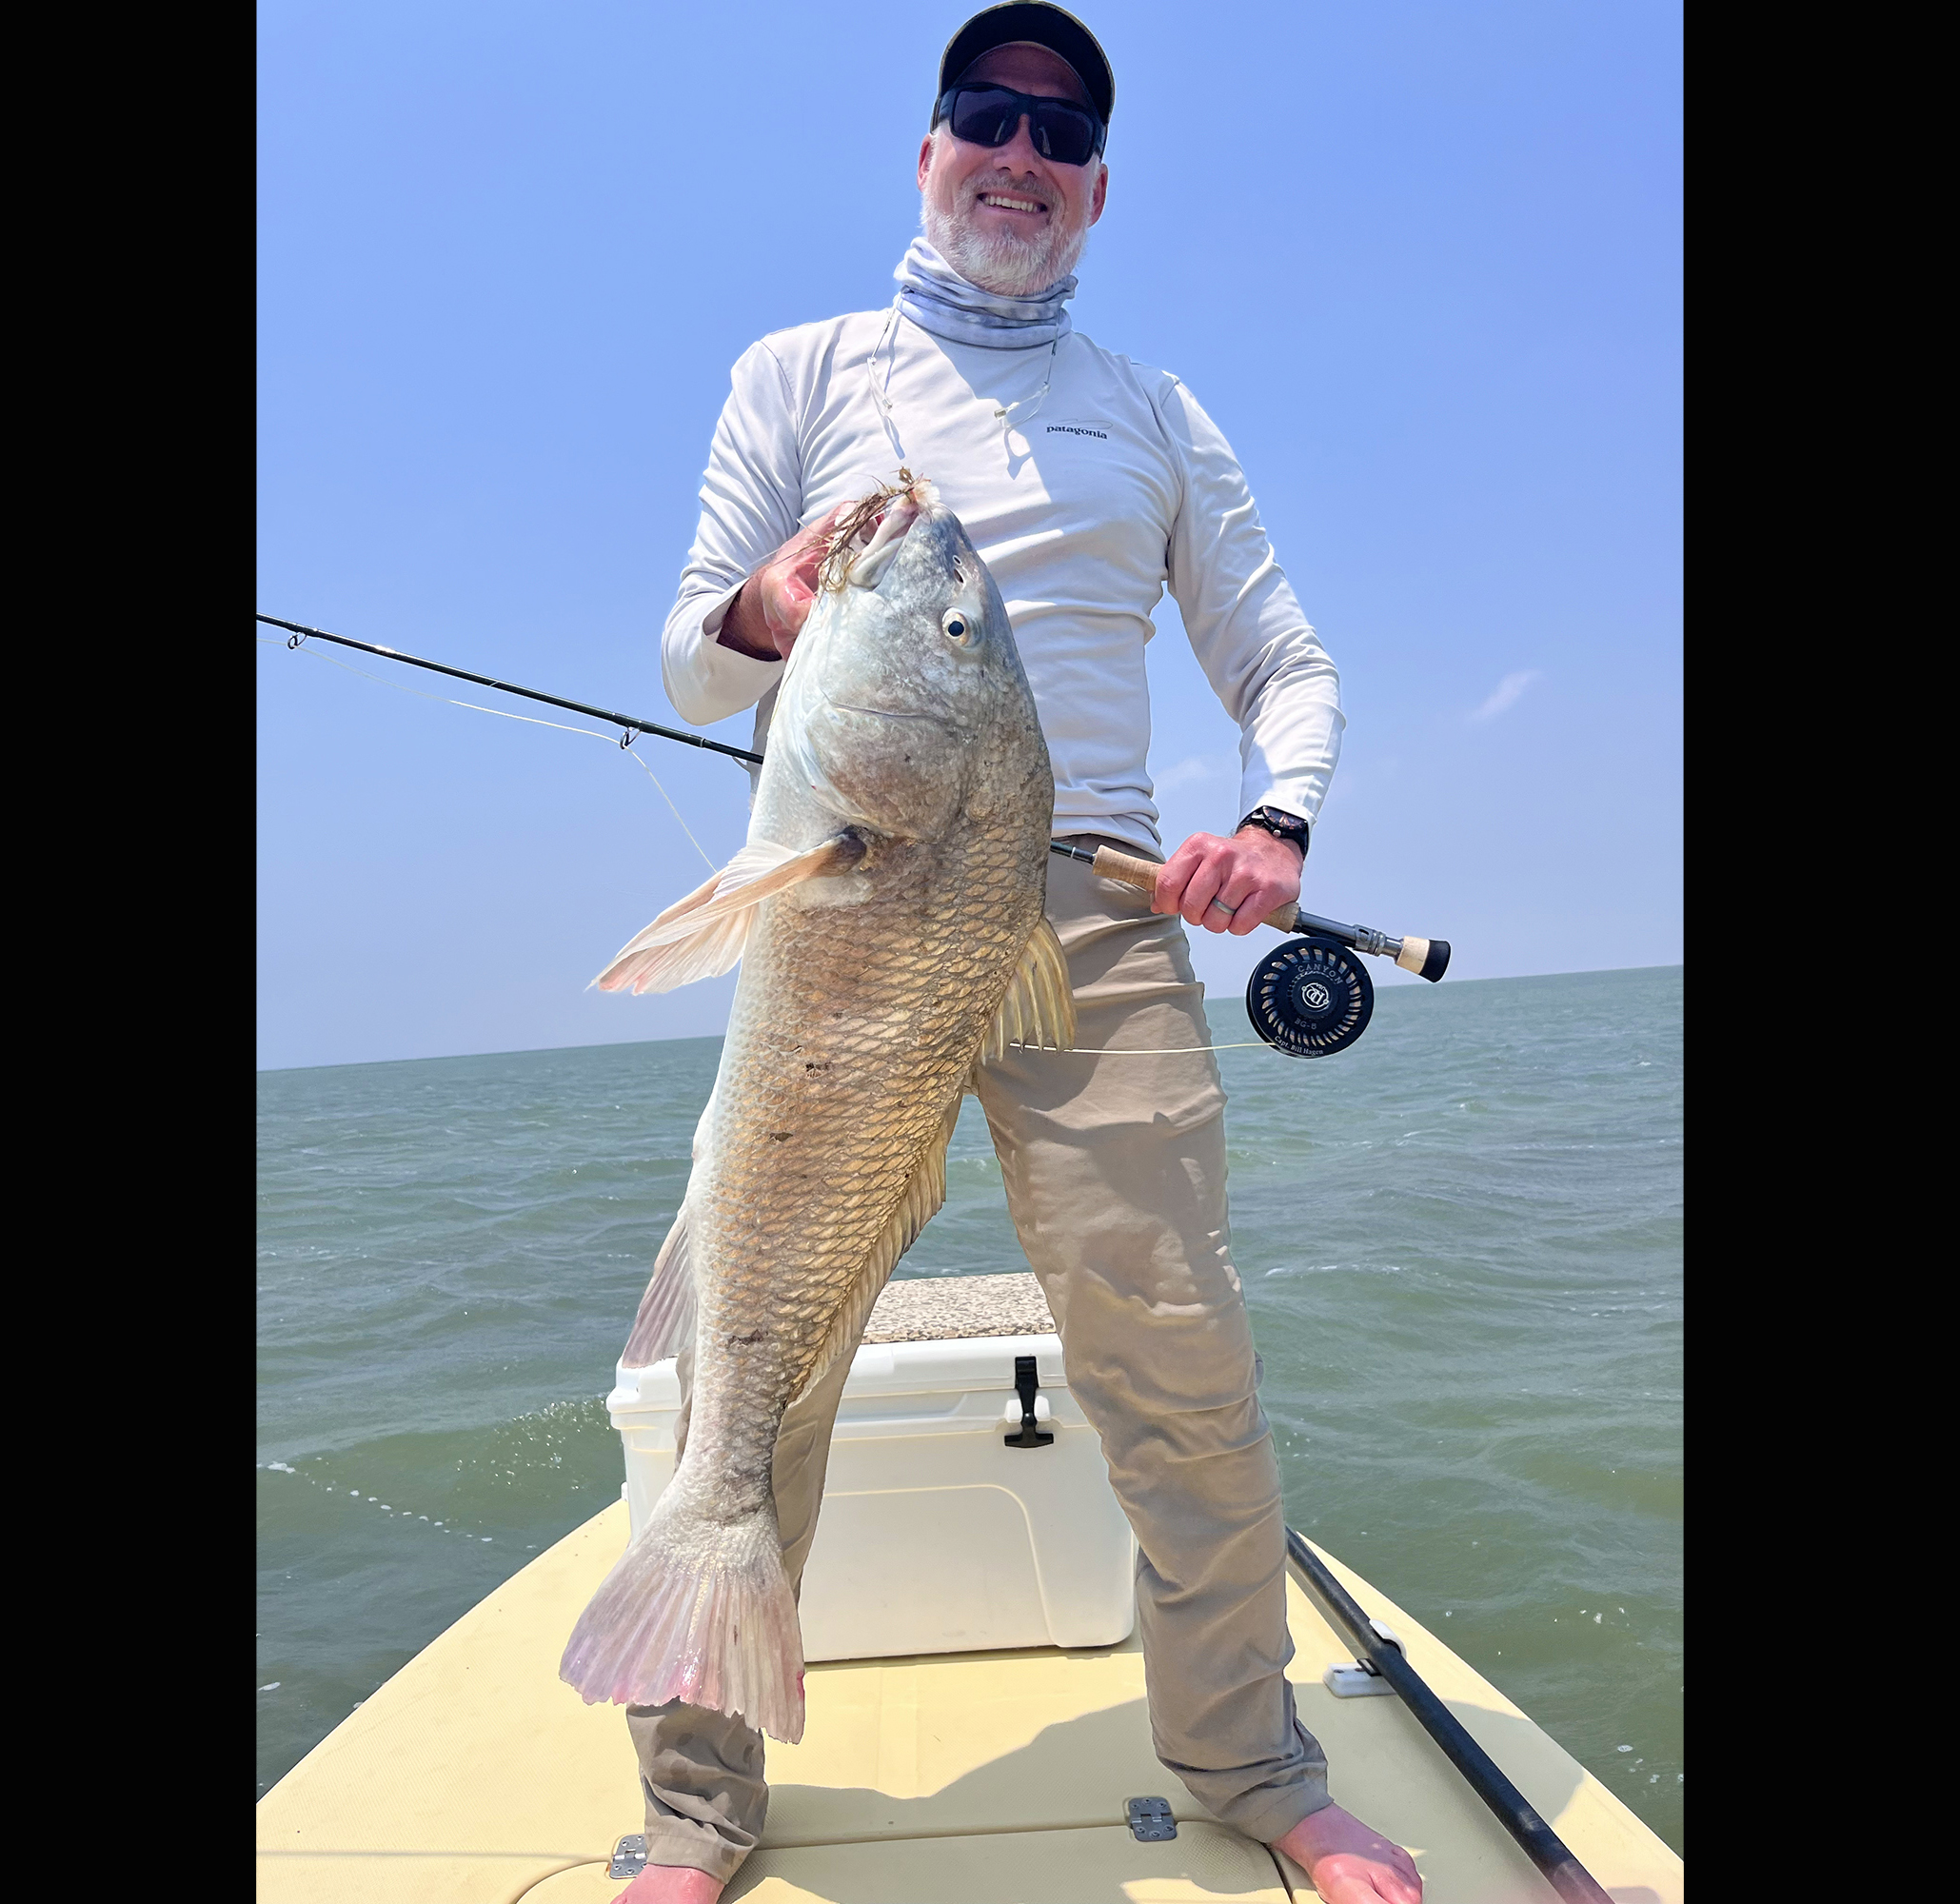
[
  {"left": 616, "top": 1863, "right": 723, "bottom": 1903},
  {"left": 1272, "top": 1801, "right": 1422, "bottom": 1903}
]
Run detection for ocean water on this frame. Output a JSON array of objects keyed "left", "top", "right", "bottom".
[{"left": 257, "top": 964, "right": 1683, "bottom": 1852}]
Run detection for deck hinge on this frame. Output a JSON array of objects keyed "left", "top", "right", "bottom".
[
  {"left": 1003, "top": 1353, "right": 1054, "bottom": 1449},
  {"left": 1126, "top": 1795, "right": 1178, "bottom": 1841},
  {"left": 1324, "top": 1620, "right": 1406, "bottom": 1697},
  {"left": 607, "top": 1835, "right": 649, "bottom": 1878}
]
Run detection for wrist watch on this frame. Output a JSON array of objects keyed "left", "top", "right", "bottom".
[{"left": 1237, "top": 806, "right": 1309, "bottom": 858}]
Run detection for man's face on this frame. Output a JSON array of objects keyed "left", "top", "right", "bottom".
[{"left": 917, "top": 42, "right": 1108, "bottom": 297}]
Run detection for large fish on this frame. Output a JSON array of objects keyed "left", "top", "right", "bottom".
[{"left": 559, "top": 479, "right": 1073, "bottom": 1743}]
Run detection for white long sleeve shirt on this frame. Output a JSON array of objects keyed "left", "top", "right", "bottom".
[{"left": 661, "top": 307, "right": 1342, "bottom": 856}]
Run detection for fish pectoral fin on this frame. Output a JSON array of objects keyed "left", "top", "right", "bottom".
[
  {"left": 981, "top": 917, "right": 1077, "bottom": 1062},
  {"left": 791, "top": 1095, "right": 960, "bottom": 1406},
  {"left": 621, "top": 1201, "right": 698, "bottom": 1368},
  {"left": 582, "top": 863, "right": 726, "bottom": 992},
  {"left": 591, "top": 832, "right": 868, "bottom": 995}
]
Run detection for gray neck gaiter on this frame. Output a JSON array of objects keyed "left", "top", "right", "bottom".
[{"left": 891, "top": 237, "right": 1076, "bottom": 350}]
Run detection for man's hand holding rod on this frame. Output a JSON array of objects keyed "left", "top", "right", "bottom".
[{"left": 1154, "top": 826, "right": 1304, "bottom": 937}]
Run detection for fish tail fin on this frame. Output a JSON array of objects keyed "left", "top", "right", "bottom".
[{"left": 560, "top": 1485, "right": 804, "bottom": 1744}]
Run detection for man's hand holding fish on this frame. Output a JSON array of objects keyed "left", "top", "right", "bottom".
[{"left": 565, "top": 10, "right": 1417, "bottom": 1903}]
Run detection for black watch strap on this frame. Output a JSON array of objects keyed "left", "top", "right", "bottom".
[{"left": 1237, "top": 805, "right": 1310, "bottom": 856}]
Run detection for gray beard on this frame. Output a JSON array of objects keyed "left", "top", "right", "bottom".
[{"left": 921, "top": 196, "right": 1089, "bottom": 299}]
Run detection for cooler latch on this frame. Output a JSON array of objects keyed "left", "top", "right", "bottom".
[{"left": 1004, "top": 1353, "right": 1054, "bottom": 1449}]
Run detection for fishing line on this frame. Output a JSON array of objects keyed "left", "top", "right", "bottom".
[
  {"left": 624, "top": 754, "right": 719, "bottom": 873},
  {"left": 263, "top": 635, "right": 720, "bottom": 873},
  {"left": 1009, "top": 1041, "right": 1268, "bottom": 1056}
]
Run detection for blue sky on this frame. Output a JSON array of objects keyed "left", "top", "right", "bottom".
[{"left": 258, "top": 1, "right": 1681, "bottom": 1072}]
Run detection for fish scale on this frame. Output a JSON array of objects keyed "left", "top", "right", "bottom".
[{"left": 692, "top": 843, "right": 1039, "bottom": 1499}]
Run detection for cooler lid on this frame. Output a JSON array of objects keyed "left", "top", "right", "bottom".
[{"left": 611, "top": 1331, "right": 1066, "bottom": 1415}]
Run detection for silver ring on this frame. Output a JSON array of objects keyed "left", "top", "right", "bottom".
[{"left": 1210, "top": 898, "right": 1237, "bottom": 915}]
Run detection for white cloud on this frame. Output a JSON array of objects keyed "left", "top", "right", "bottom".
[
  {"left": 1152, "top": 754, "right": 1233, "bottom": 793},
  {"left": 1468, "top": 669, "right": 1543, "bottom": 723}
]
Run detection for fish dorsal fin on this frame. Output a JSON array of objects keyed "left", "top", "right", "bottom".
[
  {"left": 980, "top": 917, "right": 1076, "bottom": 1063},
  {"left": 791, "top": 1094, "right": 961, "bottom": 1405},
  {"left": 592, "top": 832, "right": 866, "bottom": 996}
]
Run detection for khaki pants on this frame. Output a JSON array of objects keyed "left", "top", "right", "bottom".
[{"left": 628, "top": 838, "right": 1331, "bottom": 1881}]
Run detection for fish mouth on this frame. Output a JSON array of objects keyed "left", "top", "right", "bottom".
[
  {"left": 842, "top": 478, "right": 940, "bottom": 591},
  {"left": 858, "top": 500, "right": 966, "bottom": 584}
]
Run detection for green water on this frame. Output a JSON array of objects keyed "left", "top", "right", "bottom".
[{"left": 256, "top": 965, "right": 1683, "bottom": 1851}]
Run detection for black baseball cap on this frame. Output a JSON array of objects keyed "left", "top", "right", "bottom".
[{"left": 936, "top": 4, "right": 1115, "bottom": 128}]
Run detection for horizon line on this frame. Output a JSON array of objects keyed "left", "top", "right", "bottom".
[{"left": 256, "top": 962, "right": 1684, "bottom": 1077}]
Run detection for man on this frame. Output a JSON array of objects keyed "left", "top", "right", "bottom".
[{"left": 630, "top": 8, "right": 1421, "bottom": 1901}]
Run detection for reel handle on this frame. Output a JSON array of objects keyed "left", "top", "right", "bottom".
[{"left": 1085, "top": 846, "right": 1451, "bottom": 982}]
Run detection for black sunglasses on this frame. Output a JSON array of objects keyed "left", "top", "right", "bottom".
[{"left": 933, "top": 83, "right": 1107, "bottom": 168}]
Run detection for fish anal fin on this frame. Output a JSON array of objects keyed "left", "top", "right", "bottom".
[
  {"left": 791, "top": 1095, "right": 960, "bottom": 1405},
  {"left": 593, "top": 831, "right": 866, "bottom": 996},
  {"left": 622, "top": 1202, "right": 698, "bottom": 1368},
  {"left": 620, "top": 1083, "right": 719, "bottom": 1367},
  {"left": 982, "top": 918, "right": 1076, "bottom": 1063}
]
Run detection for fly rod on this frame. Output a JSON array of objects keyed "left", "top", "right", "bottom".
[
  {"left": 1284, "top": 1529, "right": 1613, "bottom": 1904},
  {"left": 261, "top": 609, "right": 1451, "bottom": 1056},
  {"left": 257, "top": 613, "right": 767, "bottom": 767}
]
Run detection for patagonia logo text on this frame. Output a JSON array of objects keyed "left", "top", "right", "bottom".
[{"left": 1045, "top": 424, "right": 1109, "bottom": 439}]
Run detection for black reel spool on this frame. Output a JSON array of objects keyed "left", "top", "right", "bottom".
[{"left": 1246, "top": 936, "right": 1375, "bottom": 1059}]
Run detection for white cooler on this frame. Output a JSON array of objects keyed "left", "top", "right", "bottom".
[{"left": 608, "top": 1324, "right": 1138, "bottom": 1662}]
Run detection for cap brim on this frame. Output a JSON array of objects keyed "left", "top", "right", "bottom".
[{"left": 938, "top": 3, "right": 1114, "bottom": 126}]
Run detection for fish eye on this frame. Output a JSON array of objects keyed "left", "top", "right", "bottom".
[{"left": 941, "top": 609, "right": 975, "bottom": 646}]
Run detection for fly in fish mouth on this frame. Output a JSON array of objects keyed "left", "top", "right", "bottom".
[{"left": 820, "top": 470, "right": 941, "bottom": 592}]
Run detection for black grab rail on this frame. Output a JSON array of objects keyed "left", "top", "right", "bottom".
[{"left": 1283, "top": 1529, "right": 1613, "bottom": 1904}]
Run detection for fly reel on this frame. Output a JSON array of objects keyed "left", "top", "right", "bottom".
[{"left": 1247, "top": 936, "right": 1375, "bottom": 1059}]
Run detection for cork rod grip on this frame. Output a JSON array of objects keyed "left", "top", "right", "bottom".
[
  {"left": 1088, "top": 845, "right": 1302, "bottom": 932},
  {"left": 1395, "top": 937, "right": 1432, "bottom": 976}
]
